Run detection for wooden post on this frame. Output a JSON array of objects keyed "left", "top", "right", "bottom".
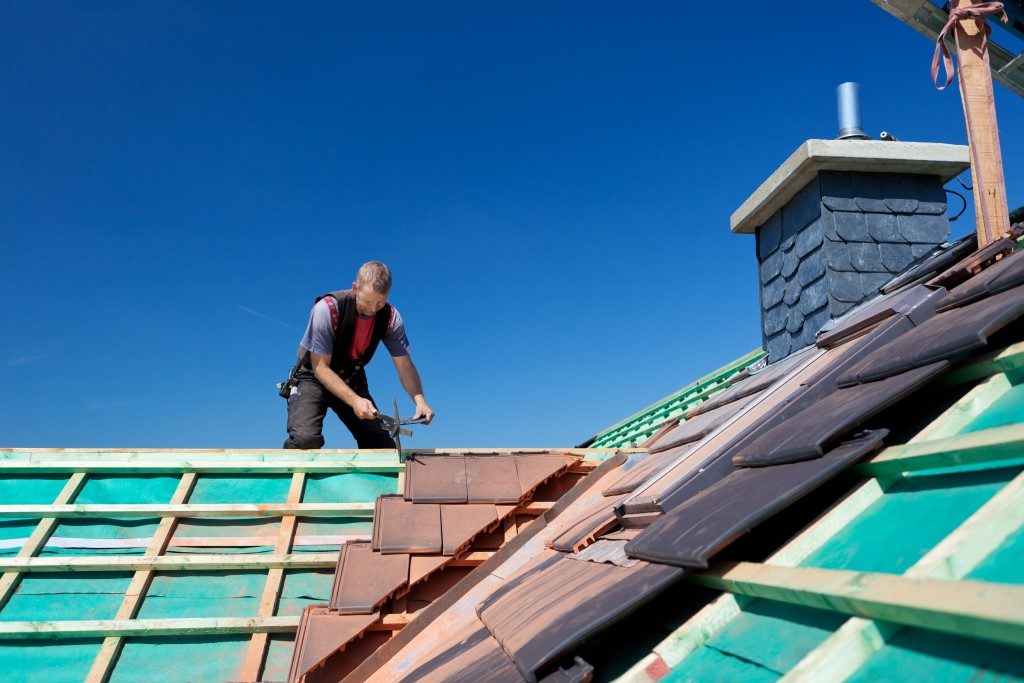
[{"left": 953, "top": 0, "right": 1010, "bottom": 247}]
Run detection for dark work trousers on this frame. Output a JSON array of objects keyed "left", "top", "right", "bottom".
[{"left": 283, "top": 369, "right": 396, "bottom": 449}]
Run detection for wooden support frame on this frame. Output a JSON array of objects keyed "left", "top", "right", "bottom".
[
  {"left": 0, "top": 502, "right": 375, "bottom": 518},
  {"left": 951, "top": 0, "right": 1010, "bottom": 247},
  {"left": 0, "top": 553, "right": 339, "bottom": 573},
  {"left": 783, "top": 467, "right": 1024, "bottom": 681},
  {"left": 689, "top": 562, "right": 1024, "bottom": 648},
  {"left": 0, "top": 616, "right": 300, "bottom": 639}
]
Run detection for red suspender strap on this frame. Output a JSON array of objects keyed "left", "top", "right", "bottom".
[{"left": 324, "top": 295, "right": 340, "bottom": 330}]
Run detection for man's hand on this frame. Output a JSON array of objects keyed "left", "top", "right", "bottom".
[
  {"left": 414, "top": 397, "right": 435, "bottom": 425},
  {"left": 350, "top": 397, "right": 378, "bottom": 421}
]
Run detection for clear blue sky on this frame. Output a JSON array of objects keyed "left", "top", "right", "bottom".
[{"left": 2, "top": 2, "right": 1022, "bottom": 449}]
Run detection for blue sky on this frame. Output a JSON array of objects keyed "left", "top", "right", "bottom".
[{"left": 2, "top": 2, "right": 1022, "bottom": 449}]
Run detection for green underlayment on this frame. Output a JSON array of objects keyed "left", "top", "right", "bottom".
[{"left": 0, "top": 471, "right": 397, "bottom": 681}]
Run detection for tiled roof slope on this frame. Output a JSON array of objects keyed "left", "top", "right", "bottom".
[
  {"left": 348, "top": 228, "right": 1024, "bottom": 682},
  {"left": 286, "top": 450, "right": 597, "bottom": 683}
]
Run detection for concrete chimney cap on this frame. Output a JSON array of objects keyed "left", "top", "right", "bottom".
[{"left": 730, "top": 139, "right": 970, "bottom": 234}]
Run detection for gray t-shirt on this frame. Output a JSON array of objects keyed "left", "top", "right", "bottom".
[{"left": 299, "top": 298, "right": 410, "bottom": 358}]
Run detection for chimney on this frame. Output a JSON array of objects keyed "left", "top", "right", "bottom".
[{"left": 731, "top": 139, "right": 970, "bottom": 363}]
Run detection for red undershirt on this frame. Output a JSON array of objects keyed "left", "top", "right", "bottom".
[{"left": 349, "top": 315, "right": 376, "bottom": 360}]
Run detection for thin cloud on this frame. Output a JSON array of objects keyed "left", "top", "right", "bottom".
[
  {"left": 6, "top": 353, "right": 48, "bottom": 367},
  {"left": 237, "top": 306, "right": 301, "bottom": 332}
]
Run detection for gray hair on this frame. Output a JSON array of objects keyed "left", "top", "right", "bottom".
[{"left": 356, "top": 261, "right": 392, "bottom": 294}]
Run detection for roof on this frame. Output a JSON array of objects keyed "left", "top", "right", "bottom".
[
  {"left": 327, "top": 227, "right": 1024, "bottom": 682},
  {"left": 0, "top": 447, "right": 620, "bottom": 681}
]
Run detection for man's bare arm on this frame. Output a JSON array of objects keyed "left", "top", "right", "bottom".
[
  {"left": 392, "top": 354, "right": 435, "bottom": 424},
  {"left": 311, "top": 353, "right": 378, "bottom": 420}
]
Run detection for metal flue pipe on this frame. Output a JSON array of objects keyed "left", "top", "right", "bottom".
[{"left": 836, "top": 82, "right": 869, "bottom": 140}]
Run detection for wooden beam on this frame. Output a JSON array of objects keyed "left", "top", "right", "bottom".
[
  {"left": 86, "top": 472, "right": 197, "bottom": 683},
  {"left": 952, "top": 0, "right": 1010, "bottom": 247},
  {"left": 238, "top": 472, "right": 306, "bottom": 683},
  {"left": 859, "top": 423, "right": 1024, "bottom": 476},
  {"left": 940, "top": 341, "right": 1024, "bottom": 385},
  {"left": 0, "top": 553, "right": 339, "bottom": 573},
  {"left": 0, "top": 616, "right": 299, "bottom": 639},
  {"left": 690, "top": 562, "right": 1024, "bottom": 648},
  {"left": 0, "top": 502, "right": 375, "bottom": 518},
  {"left": 783, "top": 468, "right": 1024, "bottom": 681},
  {"left": 0, "top": 472, "right": 87, "bottom": 611}
]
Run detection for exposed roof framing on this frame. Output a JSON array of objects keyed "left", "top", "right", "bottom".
[{"left": 873, "top": 0, "right": 1024, "bottom": 97}]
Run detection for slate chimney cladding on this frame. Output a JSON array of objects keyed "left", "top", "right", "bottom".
[{"left": 756, "top": 171, "right": 950, "bottom": 362}]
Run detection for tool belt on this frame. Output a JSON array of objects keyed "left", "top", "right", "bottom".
[{"left": 278, "top": 353, "right": 366, "bottom": 399}]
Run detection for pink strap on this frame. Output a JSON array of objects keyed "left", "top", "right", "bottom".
[{"left": 932, "top": 1, "right": 1008, "bottom": 90}]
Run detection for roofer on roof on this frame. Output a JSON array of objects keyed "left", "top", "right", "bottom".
[{"left": 282, "top": 261, "right": 434, "bottom": 449}]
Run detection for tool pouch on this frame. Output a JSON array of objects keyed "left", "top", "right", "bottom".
[{"left": 276, "top": 357, "right": 304, "bottom": 399}]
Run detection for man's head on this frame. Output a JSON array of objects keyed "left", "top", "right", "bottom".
[{"left": 352, "top": 261, "right": 392, "bottom": 316}]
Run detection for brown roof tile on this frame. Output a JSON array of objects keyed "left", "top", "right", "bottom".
[
  {"left": 329, "top": 542, "right": 410, "bottom": 614},
  {"left": 404, "top": 455, "right": 468, "bottom": 503},
  {"left": 515, "top": 454, "right": 573, "bottom": 497},
  {"left": 402, "top": 620, "right": 526, "bottom": 683},
  {"left": 465, "top": 454, "right": 522, "bottom": 503},
  {"left": 441, "top": 503, "right": 500, "bottom": 556},
  {"left": 476, "top": 554, "right": 682, "bottom": 679},
  {"left": 287, "top": 606, "right": 379, "bottom": 683},
  {"left": 372, "top": 495, "right": 442, "bottom": 554}
]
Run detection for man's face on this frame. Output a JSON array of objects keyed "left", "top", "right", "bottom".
[{"left": 353, "top": 282, "right": 389, "bottom": 316}]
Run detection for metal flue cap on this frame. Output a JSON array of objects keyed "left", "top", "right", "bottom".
[{"left": 836, "top": 82, "right": 869, "bottom": 140}]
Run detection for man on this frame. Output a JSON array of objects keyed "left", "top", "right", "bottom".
[{"left": 283, "top": 261, "right": 434, "bottom": 449}]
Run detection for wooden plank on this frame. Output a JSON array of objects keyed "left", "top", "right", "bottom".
[
  {"left": 86, "top": 472, "right": 197, "bottom": 683},
  {"left": 0, "top": 616, "right": 300, "bottom": 639},
  {"left": 952, "top": 0, "right": 1010, "bottom": 247},
  {"left": 0, "top": 472, "right": 87, "bottom": 611},
  {"left": 783, "top": 468, "right": 1024, "bottom": 681},
  {"left": 0, "top": 502, "right": 375, "bottom": 518},
  {"left": 859, "top": 423, "right": 1024, "bottom": 476},
  {"left": 689, "top": 562, "right": 1024, "bottom": 648},
  {"left": 0, "top": 533, "right": 369, "bottom": 551},
  {"left": 0, "top": 553, "right": 339, "bottom": 573},
  {"left": 238, "top": 472, "right": 306, "bottom": 682},
  {"left": 940, "top": 341, "right": 1024, "bottom": 385}
]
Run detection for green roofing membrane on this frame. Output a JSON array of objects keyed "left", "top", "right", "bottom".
[
  {"left": 667, "top": 600, "right": 848, "bottom": 682},
  {"left": 0, "top": 640, "right": 104, "bottom": 683}
]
